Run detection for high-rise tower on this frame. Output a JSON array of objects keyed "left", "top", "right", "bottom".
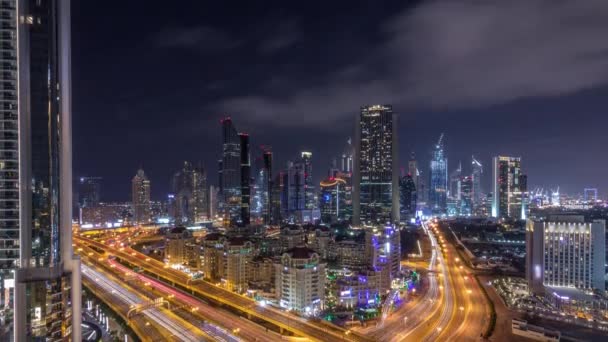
[
  {"left": 429, "top": 134, "right": 448, "bottom": 215},
  {"left": 219, "top": 117, "right": 241, "bottom": 223},
  {"left": 132, "top": 169, "right": 151, "bottom": 223},
  {"left": 0, "top": 1, "right": 81, "bottom": 339},
  {"left": 471, "top": 156, "right": 483, "bottom": 206},
  {"left": 239, "top": 133, "right": 251, "bottom": 225},
  {"left": 353, "top": 105, "right": 399, "bottom": 225},
  {"left": 492, "top": 156, "right": 527, "bottom": 219}
]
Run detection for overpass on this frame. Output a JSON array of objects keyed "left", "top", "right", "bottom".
[{"left": 75, "top": 236, "right": 372, "bottom": 342}]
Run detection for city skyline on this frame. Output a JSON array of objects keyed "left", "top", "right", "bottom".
[{"left": 72, "top": 1, "right": 608, "bottom": 200}]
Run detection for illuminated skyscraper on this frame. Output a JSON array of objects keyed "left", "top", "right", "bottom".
[
  {"left": 219, "top": 117, "right": 241, "bottom": 222},
  {"left": 172, "top": 162, "right": 208, "bottom": 224},
  {"left": 449, "top": 161, "right": 462, "bottom": 201},
  {"left": 78, "top": 176, "right": 102, "bottom": 208},
  {"left": 492, "top": 156, "right": 527, "bottom": 219},
  {"left": 301, "top": 152, "right": 315, "bottom": 210},
  {"left": 0, "top": 1, "right": 81, "bottom": 339},
  {"left": 471, "top": 156, "right": 483, "bottom": 206},
  {"left": 132, "top": 169, "right": 151, "bottom": 223},
  {"left": 400, "top": 174, "right": 417, "bottom": 222},
  {"left": 429, "top": 134, "right": 448, "bottom": 215},
  {"left": 459, "top": 176, "right": 473, "bottom": 216},
  {"left": 407, "top": 152, "right": 418, "bottom": 194},
  {"left": 353, "top": 105, "right": 399, "bottom": 224},
  {"left": 239, "top": 133, "right": 251, "bottom": 225}
]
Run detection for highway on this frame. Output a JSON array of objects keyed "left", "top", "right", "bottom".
[
  {"left": 355, "top": 220, "right": 488, "bottom": 342},
  {"left": 76, "top": 234, "right": 372, "bottom": 342},
  {"left": 82, "top": 263, "right": 210, "bottom": 341}
]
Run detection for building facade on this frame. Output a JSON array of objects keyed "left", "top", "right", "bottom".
[
  {"left": 132, "top": 168, "right": 151, "bottom": 224},
  {"left": 526, "top": 217, "right": 605, "bottom": 295},
  {"left": 353, "top": 105, "right": 399, "bottom": 225},
  {"left": 429, "top": 134, "right": 448, "bottom": 215},
  {"left": 399, "top": 174, "right": 417, "bottom": 222},
  {"left": 171, "top": 161, "right": 208, "bottom": 224},
  {"left": 471, "top": 156, "right": 483, "bottom": 207},
  {"left": 239, "top": 134, "right": 251, "bottom": 225},
  {"left": 1, "top": 1, "right": 82, "bottom": 339},
  {"left": 78, "top": 176, "right": 102, "bottom": 208},
  {"left": 275, "top": 247, "right": 325, "bottom": 314},
  {"left": 492, "top": 156, "right": 527, "bottom": 219},
  {"left": 319, "top": 176, "right": 348, "bottom": 223},
  {"left": 219, "top": 117, "right": 242, "bottom": 223}
]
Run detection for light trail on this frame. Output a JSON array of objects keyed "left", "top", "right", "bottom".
[{"left": 82, "top": 264, "right": 202, "bottom": 341}]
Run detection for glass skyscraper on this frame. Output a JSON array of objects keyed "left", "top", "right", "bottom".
[
  {"left": 353, "top": 105, "right": 399, "bottom": 225},
  {"left": 132, "top": 169, "right": 151, "bottom": 223},
  {"left": 471, "top": 156, "right": 483, "bottom": 207},
  {"left": 492, "top": 156, "right": 527, "bottom": 219},
  {"left": 219, "top": 117, "right": 241, "bottom": 223},
  {"left": 429, "top": 134, "right": 447, "bottom": 215},
  {"left": 0, "top": 0, "right": 81, "bottom": 339}
]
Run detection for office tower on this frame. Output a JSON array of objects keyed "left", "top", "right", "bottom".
[
  {"left": 319, "top": 177, "right": 347, "bottom": 223},
  {"left": 263, "top": 150, "right": 273, "bottom": 224},
  {"left": 407, "top": 152, "right": 418, "bottom": 193},
  {"left": 492, "top": 156, "right": 527, "bottom": 219},
  {"left": 78, "top": 176, "right": 102, "bottom": 208},
  {"left": 219, "top": 117, "right": 241, "bottom": 222},
  {"left": 400, "top": 173, "right": 417, "bottom": 222},
  {"left": 459, "top": 176, "right": 473, "bottom": 216},
  {"left": 239, "top": 133, "right": 251, "bottom": 225},
  {"left": 353, "top": 105, "right": 399, "bottom": 225},
  {"left": 208, "top": 185, "right": 218, "bottom": 219},
  {"left": 428, "top": 134, "right": 448, "bottom": 215},
  {"left": 526, "top": 217, "right": 605, "bottom": 295},
  {"left": 172, "top": 161, "right": 208, "bottom": 224},
  {"left": 301, "top": 152, "right": 315, "bottom": 210},
  {"left": 471, "top": 156, "right": 483, "bottom": 206},
  {"left": 286, "top": 160, "right": 305, "bottom": 217},
  {"left": 0, "top": 1, "right": 81, "bottom": 339},
  {"left": 275, "top": 246, "right": 326, "bottom": 314},
  {"left": 449, "top": 162, "right": 462, "bottom": 201},
  {"left": 272, "top": 171, "right": 287, "bottom": 224},
  {"left": 341, "top": 138, "right": 354, "bottom": 173},
  {"left": 132, "top": 169, "right": 151, "bottom": 224}
]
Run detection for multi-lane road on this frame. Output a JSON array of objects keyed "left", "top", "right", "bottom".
[
  {"left": 354, "top": 220, "right": 489, "bottom": 341},
  {"left": 82, "top": 263, "right": 210, "bottom": 341},
  {"left": 76, "top": 234, "right": 371, "bottom": 342}
]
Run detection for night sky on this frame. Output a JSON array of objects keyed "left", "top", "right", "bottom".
[{"left": 72, "top": 0, "right": 608, "bottom": 201}]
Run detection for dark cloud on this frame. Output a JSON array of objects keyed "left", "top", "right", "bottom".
[
  {"left": 257, "top": 20, "right": 300, "bottom": 54},
  {"left": 216, "top": 0, "right": 608, "bottom": 127},
  {"left": 154, "top": 26, "right": 241, "bottom": 52}
]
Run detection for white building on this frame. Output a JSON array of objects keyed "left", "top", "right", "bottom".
[
  {"left": 526, "top": 216, "right": 605, "bottom": 295},
  {"left": 275, "top": 246, "right": 325, "bottom": 314}
]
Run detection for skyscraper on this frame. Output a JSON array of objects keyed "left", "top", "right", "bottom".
[
  {"left": 239, "top": 133, "right": 251, "bottom": 225},
  {"left": 219, "top": 117, "right": 241, "bottom": 223},
  {"left": 429, "top": 134, "right": 448, "bottom": 215},
  {"left": 459, "top": 176, "right": 473, "bottom": 216},
  {"left": 492, "top": 156, "right": 527, "bottom": 219},
  {"left": 449, "top": 162, "right": 462, "bottom": 201},
  {"left": 78, "top": 176, "right": 102, "bottom": 208},
  {"left": 172, "top": 161, "right": 208, "bottom": 224},
  {"left": 400, "top": 174, "right": 417, "bottom": 222},
  {"left": 132, "top": 169, "right": 151, "bottom": 224},
  {"left": 301, "top": 151, "right": 315, "bottom": 210},
  {"left": 471, "top": 156, "right": 483, "bottom": 206},
  {"left": 353, "top": 105, "right": 399, "bottom": 224},
  {"left": 286, "top": 160, "right": 305, "bottom": 215},
  {"left": 0, "top": 1, "right": 81, "bottom": 338},
  {"left": 263, "top": 150, "right": 273, "bottom": 224},
  {"left": 407, "top": 152, "right": 418, "bottom": 194}
]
